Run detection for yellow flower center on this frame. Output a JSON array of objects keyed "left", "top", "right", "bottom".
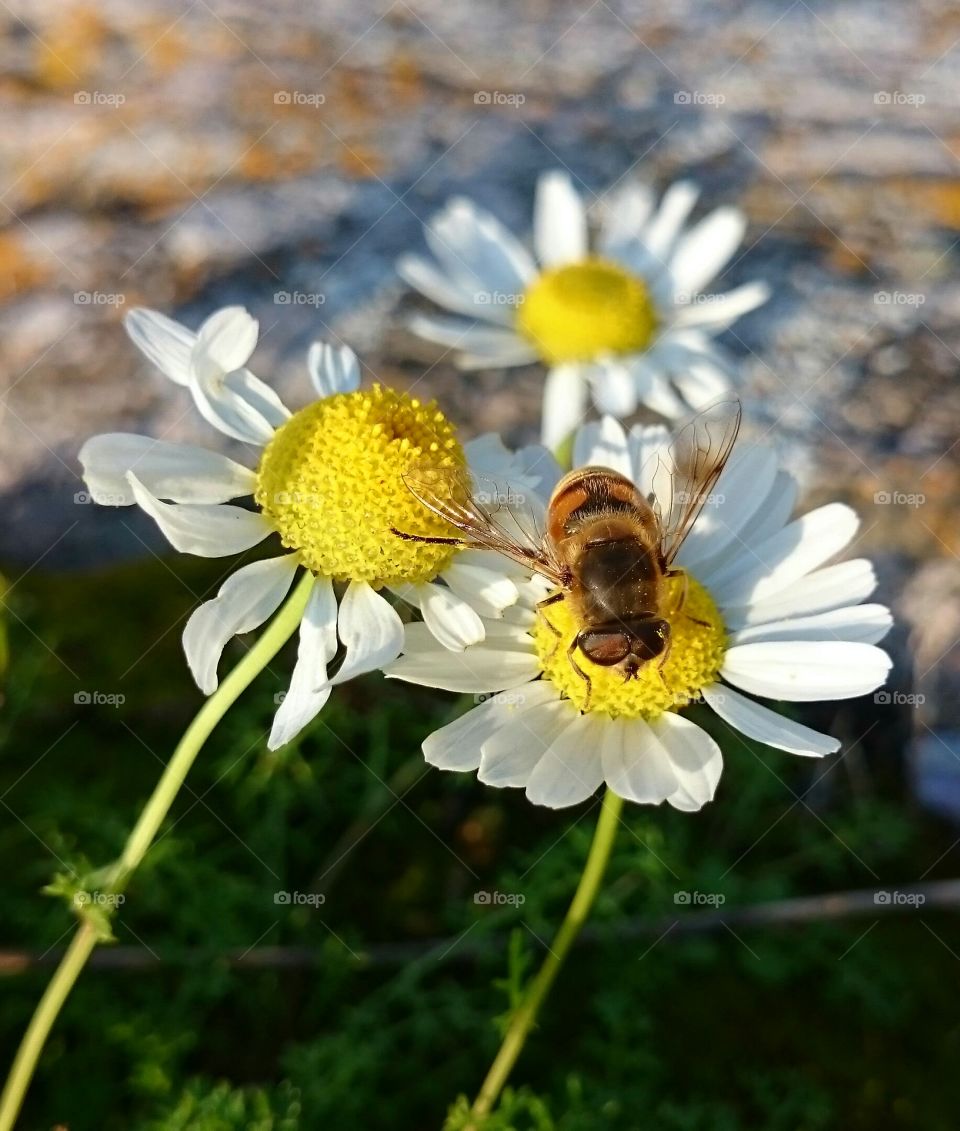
[
  {"left": 532, "top": 575, "right": 727, "bottom": 719},
  {"left": 517, "top": 258, "right": 659, "bottom": 364},
  {"left": 254, "top": 385, "right": 463, "bottom": 586}
]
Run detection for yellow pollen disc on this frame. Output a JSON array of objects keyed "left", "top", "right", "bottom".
[
  {"left": 254, "top": 384, "right": 463, "bottom": 587},
  {"left": 532, "top": 576, "right": 727, "bottom": 720},
  {"left": 517, "top": 258, "right": 659, "bottom": 364}
]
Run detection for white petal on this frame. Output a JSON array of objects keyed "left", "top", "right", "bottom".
[
  {"left": 195, "top": 307, "right": 259, "bottom": 374},
  {"left": 418, "top": 582, "right": 485, "bottom": 651},
  {"left": 514, "top": 444, "right": 564, "bottom": 498},
  {"left": 671, "top": 282, "right": 771, "bottom": 330},
  {"left": 601, "top": 716, "right": 678, "bottom": 804},
  {"left": 701, "top": 683, "right": 839, "bottom": 758},
  {"left": 542, "top": 363, "right": 590, "bottom": 451},
  {"left": 730, "top": 604, "right": 893, "bottom": 646},
  {"left": 573, "top": 416, "right": 632, "bottom": 477},
  {"left": 525, "top": 712, "right": 606, "bottom": 808},
  {"left": 641, "top": 181, "right": 700, "bottom": 266},
  {"left": 269, "top": 576, "right": 339, "bottom": 749},
  {"left": 676, "top": 444, "right": 780, "bottom": 573},
  {"left": 479, "top": 696, "right": 574, "bottom": 787},
  {"left": 307, "top": 342, "right": 361, "bottom": 399},
  {"left": 225, "top": 369, "right": 290, "bottom": 428},
  {"left": 628, "top": 423, "right": 672, "bottom": 493},
  {"left": 667, "top": 207, "right": 746, "bottom": 302},
  {"left": 724, "top": 560, "right": 878, "bottom": 629},
  {"left": 127, "top": 472, "right": 272, "bottom": 557},
  {"left": 442, "top": 562, "right": 519, "bottom": 618},
  {"left": 386, "top": 643, "right": 541, "bottom": 693},
  {"left": 183, "top": 556, "right": 299, "bottom": 695},
  {"left": 125, "top": 307, "right": 194, "bottom": 386},
  {"left": 534, "top": 171, "right": 588, "bottom": 267},
  {"left": 397, "top": 253, "right": 517, "bottom": 327},
  {"left": 407, "top": 313, "right": 536, "bottom": 368},
  {"left": 709, "top": 504, "right": 860, "bottom": 607},
  {"left": 588, "top": 359, "right": 639, "bottom": 417},
  {"left": 426, "top": 198, "right": 536, "bottom": 300},
  {"left": 80, "top": 434, "right": 255, "bottom": 505},
  {"left": 721, "top": 641, "right": 893, "bottom": 701},
  {"left": 598, "top": 182, "right": 655, "bottom": 260},
  {"left": 652, "top": 713, "right": 722, "bottom": 811},
  {"left": 327, "top": 581, "right": 404, "bottom": 687}
]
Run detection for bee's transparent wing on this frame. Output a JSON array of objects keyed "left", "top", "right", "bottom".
[
  {"left": 401, "top": 464, "right": 565, "bottom": 584},
  {"left": 652, "top": 400, "right": 742, "bottom": 567}
]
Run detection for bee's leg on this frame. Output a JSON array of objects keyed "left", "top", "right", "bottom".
[
  {"left": 664, "top": 566, "right": 709, "bottom": 627},
  {"left": 566, "top": 639, "right": 592, "bottom": 711},
  {"left": 535, "top": 591, "right": 564, "bottom": 661},
  {"left": 390, "top": 528, "right": 470, "bottom": 546},
  {"left": 656, "top": 636, "right": 673, "bottom": 689}
]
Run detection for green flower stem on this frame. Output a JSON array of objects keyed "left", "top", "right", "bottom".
[
  {"left": 465, "top": 786, "right": 625, "bottom": 1127},
  {"left": 0, "top": 569, "right": 315, "bottom": 1131}
]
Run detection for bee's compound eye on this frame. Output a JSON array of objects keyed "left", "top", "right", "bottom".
[
  {"left": 578, "top": 629, "right": 631, "bottom": 667},
  {"left": 629, "top": 618, "right": 671, "bottom": 661}
]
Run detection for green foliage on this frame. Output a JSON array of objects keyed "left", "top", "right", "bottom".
[{"left": 1, "top": 559, "right": 958, "bottom": 1129}]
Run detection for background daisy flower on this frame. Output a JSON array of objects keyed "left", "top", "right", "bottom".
[
  {"left": 399, "top": 171, "right": 770, "bottom": 449},
  {"left": 386, "top": 416, "right": 893, "bottom": 810},
  {"left": 79, "top": 306, "right": 539, "bottom": 749}
]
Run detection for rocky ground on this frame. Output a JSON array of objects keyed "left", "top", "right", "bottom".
[{"left": 1, "top": 0, "right": 958, "bottom": 746}]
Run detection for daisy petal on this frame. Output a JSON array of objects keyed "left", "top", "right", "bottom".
[
  {"left": 125, "top": 307, "right": 195, "bottom": 386},
  {"left": 427, "top": 198, "right": 535, "bottom": 300},
  {"left": 307, "top": 342, "right": 361, "bottom": 399},
  {"left": 525, "top": 712, "right": 605, "bottom": 808},
  {"left": 671, "top": 282, "right": 771, "bottom": 330},
  {"left": 442, "top": 562, "right": 519, "bottom": 618},
  {"left": 418, "top": 582, "right": 485, "bottom": 651},
  {"left": 667, "top": 206, "right": 747, "bottom": 301},
  {"left": 730, "top": 604, "right": 893, "bottom": 646},
  {"left": 269, "top": 576, "right": 339, "bottom": 749},
  {"left": 724, "top": 560, "right": 878, "bottom": 629},
  {"left": 542, "top": 363, "right": 590, "bottom": 450},
  {"left": 601, "top": 716, "right": 679, "bottom": 804},
  {"left": 708, "top": 504, "right": 860, "bottom": 607},
  {"left": 80, "top": 434, "right": 256, "bottom": 505},
  {"left": 701, "top": 683, "right": 839, "bottom": 758},
  {"left": 398, "top": 253, "right": 516, "bottom": 327},
  {"left": 407, "top": 314, "right": 538, "bottom": 367},
  {"left": 479, "top": 697, "right": 573, "bottom": 787},
  {"left": 328, "top": 581, "right": 404, "bottom": 687},
  {"left": 225, "top": 369, "right": 291, "bottom": 428},
  {"left": 588, "top": 359, "right": 639, "bottom": 417},
  {"left": 599, "top": 182, "right": 655, "bottom": 260},
  {"left": 183, "top": 555, "right": 299, "bottom": 695},
  {"left": 387, "top": 644, "right": 541, "bottom": 693},
  {"left": 721, "top": 641, "right": 893, "bottom": 701},
  {"left": 127, "top": 472, "right": 273, "bottom": 557},
  {"left": 652, "top": 713, "right": 722, "bottom": 811},
  {"left": 641, "top": 181, "right": 700, "bottom": 266},
  {"left": 573, "top": 416, "right": 632, "bottom": 477},
  {"left": 194, "top": 306, "right": 258, "bottom": 374},
  {"left": 534, "top": 171, "right": 588, "bottom": 267}
]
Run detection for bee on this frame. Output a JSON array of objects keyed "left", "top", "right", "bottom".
[{"left": 392, "top": 400, "right": 741, "bottom": 708}]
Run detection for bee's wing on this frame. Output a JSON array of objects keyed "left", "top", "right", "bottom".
[
  {"left": 653, "top": 400, "right": 742, "bottom": 567},
  {"left": 401, "top": 464, "right": 566, "bottom": 584}
]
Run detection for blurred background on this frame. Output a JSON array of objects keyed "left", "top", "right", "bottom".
[{"left": 1, "top": 1, "right": 959, "bottom": 1127}]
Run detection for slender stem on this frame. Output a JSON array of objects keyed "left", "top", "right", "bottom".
[
  {"left": 466, "top": 787, "right": 625, "bottom": 1126},
  {"left": 0, "top": 570, "right": 314, "bottom": 1131}
]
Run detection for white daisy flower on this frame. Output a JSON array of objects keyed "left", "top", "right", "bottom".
[
  {"left": 399, "top": 171, "right": 770, "bottom": 450},
  {"left": 386, "top": 415, "right": 893, "bottom": 810},
  {"left": 79, "top": 306, "right": 541, "bottom": 749}
]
